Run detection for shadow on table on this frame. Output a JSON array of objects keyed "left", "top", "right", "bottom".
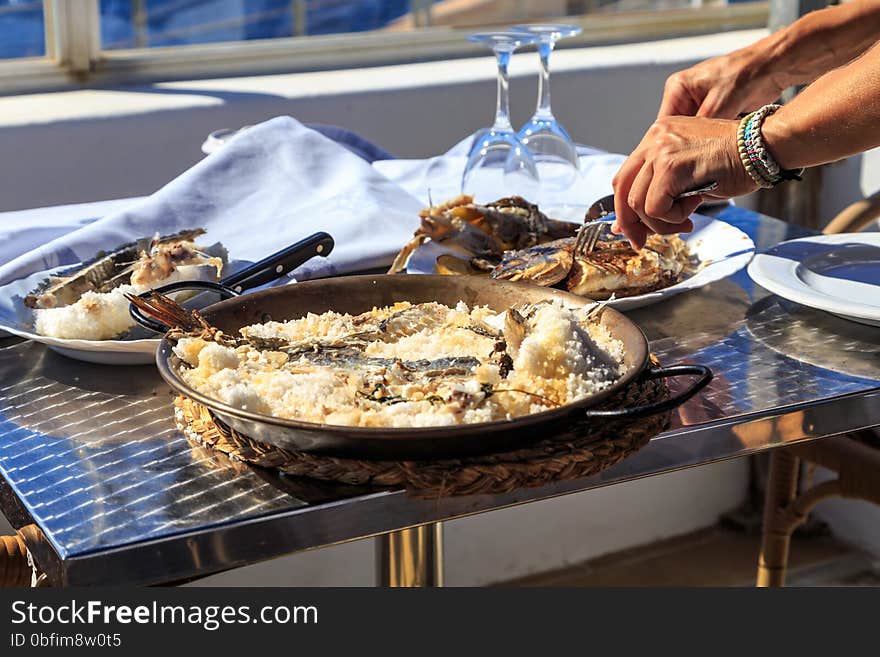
[
  {"left": 744, "top": 295, "right": 880, "bottom": 381},
  {"left": 185, "top": 441, "right": 382, "bottom": 506},
  {"left": 36, "top": 347, "right": 167, "bottom": 397},
  {"left": 628, "top": 277, "right": 751, "bottom": 348}
]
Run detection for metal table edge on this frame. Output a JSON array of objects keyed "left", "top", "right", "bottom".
[{"left": 51, "top": 388, "right": 880, "bottom": 586}]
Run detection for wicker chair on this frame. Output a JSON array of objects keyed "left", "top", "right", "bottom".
[
  {"left": 756, "top": 192, "right": 880, "bottom": 587},
  {"left": 0, "top": 525, "right": 38, "bottom": 588}
]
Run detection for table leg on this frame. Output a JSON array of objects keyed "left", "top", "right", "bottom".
[
  {"left": 757, "top": 449, "right": 800, "bottom": 587},
  {"left": 376, "top": 522, "right": 444, "bottom": 587}
]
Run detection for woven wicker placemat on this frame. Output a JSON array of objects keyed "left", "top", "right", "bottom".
[{"left": 174, "top": 359, "right": 670, "bottom": 499}]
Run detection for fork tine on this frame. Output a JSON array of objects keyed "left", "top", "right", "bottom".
[
  {"left": 574, "top": 223, "right": 588, "bottom": 255},
  {"left": 580, "top": 225, "right": 594, "bottom": 256},
  {"left": 586, "top": 223, "right": 602, "bottom": 253},
  {"left": 575, "top": 224, "right": 588, "bottom": 257},
  {"left": 575, "top": 221, "right": 603, "bottom": 257},
  {"left": 587, "top": 226, "right": 598, "bottom": 254}
]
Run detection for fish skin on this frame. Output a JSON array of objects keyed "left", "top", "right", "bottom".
[
  {"left": 25, "top": 247, "right": 139, "bottom": 309},
  {"left": 284, "top": 344, "right": 479, "bottom": 372},
  {"left": 24, "top": 229, "right": 209, "bottom": 310},
  {"left": 491, "top": 235, "right": 689, "bottom": 299},
  {"left": 491, "top": 240, "right": 575, "bottom": 287}
]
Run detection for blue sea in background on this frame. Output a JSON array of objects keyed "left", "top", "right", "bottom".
[
  {"left": 0, "top": 0, "right": 415, "bottom": 58},
  {"left": 0, "top": 0, "right": 760, "bottom": 60}
]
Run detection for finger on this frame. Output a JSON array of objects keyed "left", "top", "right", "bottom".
[
  {"left": 643, "top": 169, "right": 676, "bottom": 221},
  {"left": 615, "top": 175, "right": 648, "bottom": 248},
  {"left": 657, "top": 86, "right": 682, "bottom": 119},
  {"left": 645, "top": 180, "right": 704, "bottom": 224},
  {"left": 626, "top": 161, "right": 655, "bottom": 226},
  {"left": 611, "top": 154, "right": 644, "bottom": 240},
  {"left": 639, "top": 215, "right": 694, "bottom": 236},
  {"left": 657, "top": 77, "right": 698, "bottom": 118},
  {"left": 696, "top": 89, "right": 738, "bottom": 120},
  {"left": 625, "top": 222, "right": 651, "bottom": 251},
  {"left": 673, "top": 196, "right": 703, "bottom": 223}
]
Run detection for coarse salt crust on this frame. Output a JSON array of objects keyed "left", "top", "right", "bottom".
[
  {"left": 34, "top": 285, "right": 143, "bottom": 341},
  {"left": 174, "top": 301, "right": 626, "bottom": 428},
  {"left": 33, "top": 262, "right": 222, "bottom": 341}
]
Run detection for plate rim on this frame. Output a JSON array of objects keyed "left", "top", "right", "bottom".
[
  {"left": 0, "top": 322, "right": 159, "bottom": 353},
  {"left": 747, "top": 233, "right": 880, "bottom": 322}
]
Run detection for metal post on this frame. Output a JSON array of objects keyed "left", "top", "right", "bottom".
[
  {"left": 292, "top": 0, "right": 307, "bottom": 37},
  {"left": 133, "top": 0, "right": 148, "bottom": 48},
  {"left": 376, "top": 522, "right": 444, "bottom": 587},
  {"left": 768, "top": 0, "right": 827, "bottom": 32},
  {"left": 44, "top": 0, "right": 101, "bottom": 75}
]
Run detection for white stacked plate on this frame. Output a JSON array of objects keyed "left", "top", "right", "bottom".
[{"left": 747, "top": 233, "right": 880, "bottom": 327}]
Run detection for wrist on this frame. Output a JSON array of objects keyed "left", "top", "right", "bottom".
[
  {"left": 737, "top": 106, "right": 805, "bottom": 187},
  {"left": 725, "top": 36, "right": 790, "bottom": 105},
  {"left": 759, "top": 27, "right": 801, "bottom": 89},
  {"left": 760, "top": 110, "right": 800, "bottom": 170}
]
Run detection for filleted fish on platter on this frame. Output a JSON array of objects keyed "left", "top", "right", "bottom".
[{"left": 389, "top": 194, "right": 696, "bottom": 300}]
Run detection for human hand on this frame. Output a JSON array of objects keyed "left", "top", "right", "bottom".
[
  {"left": 658, "top": 49, "right": 786, "bottom": 119},
  {"left": 610, "top": 116, "right": 758, "bottom": 250}
]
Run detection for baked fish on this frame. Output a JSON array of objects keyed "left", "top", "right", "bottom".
[{"left": 491, "top": 234, "right": 691, "bottom": 300}]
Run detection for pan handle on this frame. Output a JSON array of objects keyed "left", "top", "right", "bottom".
[
  {"left": 128, "top": 232, "right": 335, "bottom": 334},
  {"left": 221, "top": 232, "right": 334, "bottom": 293},
  {"left": 582, "top": 364, "right": 713, "bottom": 419}
]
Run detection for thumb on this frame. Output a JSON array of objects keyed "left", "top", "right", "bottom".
[
  {"left": 696, "top": 90, "right": 741, "bottom": 119},
  {"left": 657, "top": 79, "right": 699, "bottom": 118}
]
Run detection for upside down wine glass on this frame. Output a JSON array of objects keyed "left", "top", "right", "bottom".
[
  {"left": 461, "top": 32, "right": 540, "bottom": 201},
  {"left": 512, "top": 24, "right": 582, "bottom": 200}
]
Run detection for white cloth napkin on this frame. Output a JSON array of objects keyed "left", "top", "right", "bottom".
[
  {"left": 0, "top": 116, "right": 425, "bottom": 288},
  {"left": 0, "top": 116, "right": 627, "bottom": 290}
]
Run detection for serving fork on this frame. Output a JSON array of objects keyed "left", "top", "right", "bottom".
[{"left": 574, "top": 181, "right": 719, "bottom": 255}]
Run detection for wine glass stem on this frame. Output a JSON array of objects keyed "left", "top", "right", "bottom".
[
  {"left": 493, "top": 49, "right": 513, "bottom": 130},
  {"left": 535, "top": 41, "right": 554, "bottom": 119}
]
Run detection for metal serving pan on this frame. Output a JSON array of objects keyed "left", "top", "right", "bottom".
[{"left": 154, "top": 275, "right": 711, "bottom": 459}]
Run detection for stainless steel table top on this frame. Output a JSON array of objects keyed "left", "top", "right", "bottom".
[{"left": 1, "top": 208, "right": 878, "bottom": 585}]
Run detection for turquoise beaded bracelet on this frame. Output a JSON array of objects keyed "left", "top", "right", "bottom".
[{"left": 736, "top": 104, "right": 804, "bottom": 188}]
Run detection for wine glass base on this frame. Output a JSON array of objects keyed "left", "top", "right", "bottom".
[
  {"left": 462, "top": 128, "right": 539, "bottom": 202},
  {"left": 519, "top": 119, "right": 580, "bottom": 205},
  {"left": 519, "top": 118, "right": 579, "bottom": 168}
]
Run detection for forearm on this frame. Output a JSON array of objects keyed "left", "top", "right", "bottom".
[
  {"left": 762, "top": 39, "right": 880, "bottom": 169},
  {"left": 744, "top": 0, "right": 880, "bottom": 89}
]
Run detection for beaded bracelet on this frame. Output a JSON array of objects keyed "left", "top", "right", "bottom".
[{"left": 736, "top": 104, "right": 804, "bottom": 188}]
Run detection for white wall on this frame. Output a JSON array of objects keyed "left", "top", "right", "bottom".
[
  {"left": 191, "top": 462, "right": 747, "bottom": 587},
  {"left": 813, "top": 466, "right": 880, "bottom": 559},
  {"left": 2, "top": 29, "right": 875, "bottom": 585}
]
